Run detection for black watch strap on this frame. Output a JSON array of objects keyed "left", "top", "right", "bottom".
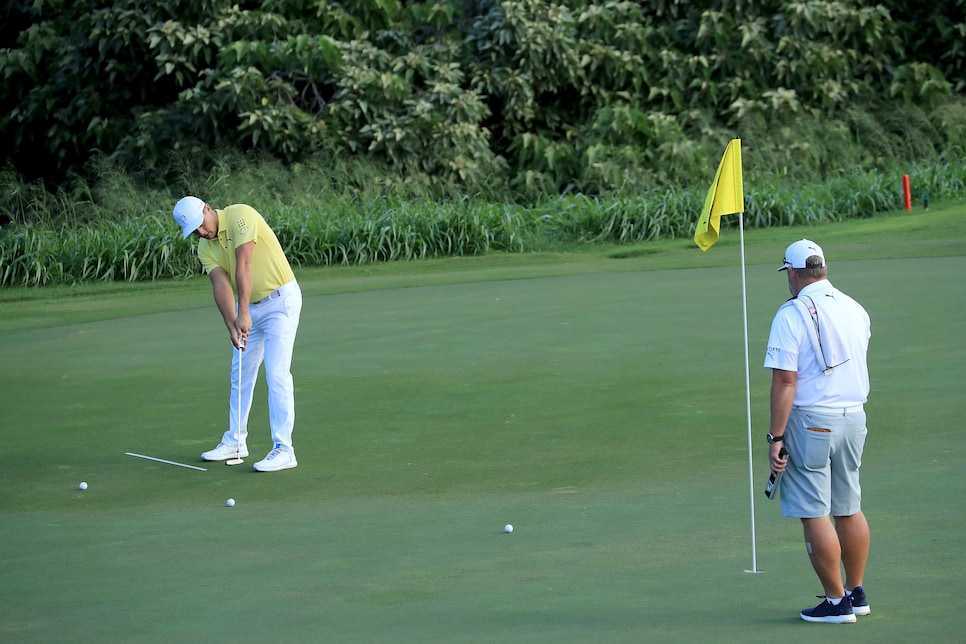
[{"left": 767, "top": 432, "right": 784, "bottom": 444}]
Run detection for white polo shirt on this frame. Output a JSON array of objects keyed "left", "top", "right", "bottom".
[{"left": 764, "top": 279, "right": 871, "bottom": 407}]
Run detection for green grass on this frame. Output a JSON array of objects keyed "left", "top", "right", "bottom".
[
  {"left": 4, "top": 155, "right": 965, "bottom": 287},
  {"left": 1, "top": 203, "right": 965, "bottom": 642}
]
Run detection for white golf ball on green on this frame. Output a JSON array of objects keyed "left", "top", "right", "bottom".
[
  {"left": 504, "top": 524, "right": 513, "bottom": 533},
  {"left": 226, "top": 498, "right": 235, "bottom": 507},
  {"left": 78, "top": 482, "right": 88, "bottom": 490}
]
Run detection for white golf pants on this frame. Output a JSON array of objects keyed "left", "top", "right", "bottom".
[{"left": 224, "top": 280, "right": 302, "bottom": 452}]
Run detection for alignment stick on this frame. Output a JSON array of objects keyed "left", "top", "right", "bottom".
[{"left": 125, "top": 452, "right": 207, "bottom": 471}]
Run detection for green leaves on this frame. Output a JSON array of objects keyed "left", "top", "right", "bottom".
[
  {"left": 1, "top": 0, "right": 964, "bottom": 195},
  {"left": 7, "top": 153, "right": 966, "bottom": 286}
]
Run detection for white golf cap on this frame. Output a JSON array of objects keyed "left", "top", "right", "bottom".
[
  {"left": 173, "top": 196, "right": 205, "bottom": 238},
  {"left": 778, "top": 239, "right": 826, "bottom": 271}
]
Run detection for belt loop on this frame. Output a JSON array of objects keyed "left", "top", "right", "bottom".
[
  {"left": 253, "top": 281, "right": 296, "bottom": 305},
  {"left": 253, "top": 288, "right": 279, "bottom": 306}
]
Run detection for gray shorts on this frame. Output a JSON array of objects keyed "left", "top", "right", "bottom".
[{"left": 780, "top": 406, "right": 867, "bottom": 518}]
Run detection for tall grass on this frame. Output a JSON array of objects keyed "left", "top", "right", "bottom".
[
  {"left": 4, "top": 99, "right": 966, "bottom": 287},
  {"left": 275, "top": 198, "right": 531, "bottom": 267},
  {"left": 2, "top": 158, "right": 964, "bottom": 287},
  {"left": 0, "top": 212, "right": 197, "bottom": 286}
]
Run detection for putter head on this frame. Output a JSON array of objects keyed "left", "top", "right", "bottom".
[{"left": 225, "top": 457, "right": 245, "bottom": 466}]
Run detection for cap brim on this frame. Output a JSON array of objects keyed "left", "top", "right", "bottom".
[{"left": 178, "top": 211, "right": 204, "bottom": 238}]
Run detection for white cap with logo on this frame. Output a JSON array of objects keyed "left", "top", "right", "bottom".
[
  {"left": 173, "top": 196, "right": 205, "bottom": 238},
  {"left": 778, "top": 239, "right": 826, "bottom": 272}
]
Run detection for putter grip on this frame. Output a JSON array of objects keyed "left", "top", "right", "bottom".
[{"left": 764, "top": 446, "right": 788, "bottom": 500}]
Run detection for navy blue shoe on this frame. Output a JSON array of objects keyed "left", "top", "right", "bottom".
[
  {"left": 848, "top": 586, "right": 870, "bottom": 616},
  {"left": 801, "top": 596, "right": 856, "bottom": 623}
]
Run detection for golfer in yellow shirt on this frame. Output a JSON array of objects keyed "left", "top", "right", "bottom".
[{"left": 173, "top": 197, "right": 302, "bottom": 471}]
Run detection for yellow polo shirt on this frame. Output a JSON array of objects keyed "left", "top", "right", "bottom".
[{"left": 197, "top": 204, "right": 295, "bottom": 302}]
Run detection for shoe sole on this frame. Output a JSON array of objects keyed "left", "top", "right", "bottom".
[
  {"left": 801, "top": 613, "right": 856, "bottom": 624},
  {"left": 852, "top": 606, "right": 871, "bottom": 616},
  {"left": 202, "top": 452, "right": 249, "bottom": 461},
  {"left": 253, "top": 459, "right": 298, "bottom": 472}
]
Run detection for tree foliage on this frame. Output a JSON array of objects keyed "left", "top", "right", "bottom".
[{"left": 1, "top": 0, "right": 964, "bottom": 196}]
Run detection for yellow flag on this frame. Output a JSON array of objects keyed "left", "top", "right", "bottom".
[{"left": 694, "top": 139, "right": 744, "bottom": 251}]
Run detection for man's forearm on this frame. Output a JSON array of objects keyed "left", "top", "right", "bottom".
[
  {"left": 212, "top": 277, "right": 237, "bottom": 328},
  {"left": 769, "top": 370, "right": 797, "bottom": 435},
  {"left": 235, "top": 242, "right": 253, "bottom": 315},
  {"left": 235, "top": 265, "right": 251, "bottom": 314}
]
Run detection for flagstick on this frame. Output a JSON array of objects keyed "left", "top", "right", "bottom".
[
  {"left": 739, "top": 212, "right": 763, "bottom": 574},
  {"left": 694, "top": 138, "right": 760, "bottom": 572}
]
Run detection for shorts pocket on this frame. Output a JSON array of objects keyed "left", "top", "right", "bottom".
[
  {"left": 843, "top": 425, "right": 867, "bottom": 470},
  {"left": 802, "top": 426, "right": 832, "bottom": 471}
]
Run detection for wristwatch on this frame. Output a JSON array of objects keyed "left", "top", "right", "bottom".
[{"left": 766, "top": 432, "right": 784, "bottom": 444}]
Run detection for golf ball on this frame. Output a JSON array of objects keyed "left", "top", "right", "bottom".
[
  {"left": 504, "top": 524, "right": 513, "bottom": 533},
  {"left": 78, "top": 482, "right": 88, "bottom": 490},
  {"left": 226, "top": 498, "right": 235, "bottom": 507}
]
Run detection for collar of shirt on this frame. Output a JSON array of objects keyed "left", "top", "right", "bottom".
[{"left": 797, "top": 278, "right": 832, "bottom": 299}]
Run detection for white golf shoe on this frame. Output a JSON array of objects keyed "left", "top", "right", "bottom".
[
  {"left": 253, "top": 443, "right": 298, "bottom": 472},
  {"left": 201, "top": 442, "right": 249, "bottom": 461}
]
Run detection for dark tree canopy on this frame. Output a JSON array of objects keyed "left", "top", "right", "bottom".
[{"left": 1, "top": 0, "right": 962, "bottom": 192}]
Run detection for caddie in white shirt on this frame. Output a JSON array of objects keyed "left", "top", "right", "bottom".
[{"left": 764, "top": 239, "right": 873, "bottom": 624}]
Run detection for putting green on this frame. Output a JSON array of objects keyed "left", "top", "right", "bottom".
[{"left": 1, "top": 213, "right": 964, "bottom": 641}]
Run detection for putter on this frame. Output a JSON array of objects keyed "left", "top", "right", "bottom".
[
  {"left": 226, "top": 338, "right": 245, "bottom": 466},
  {"left": 764, "top": 446, "right": 788, "bottom": 499}
]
